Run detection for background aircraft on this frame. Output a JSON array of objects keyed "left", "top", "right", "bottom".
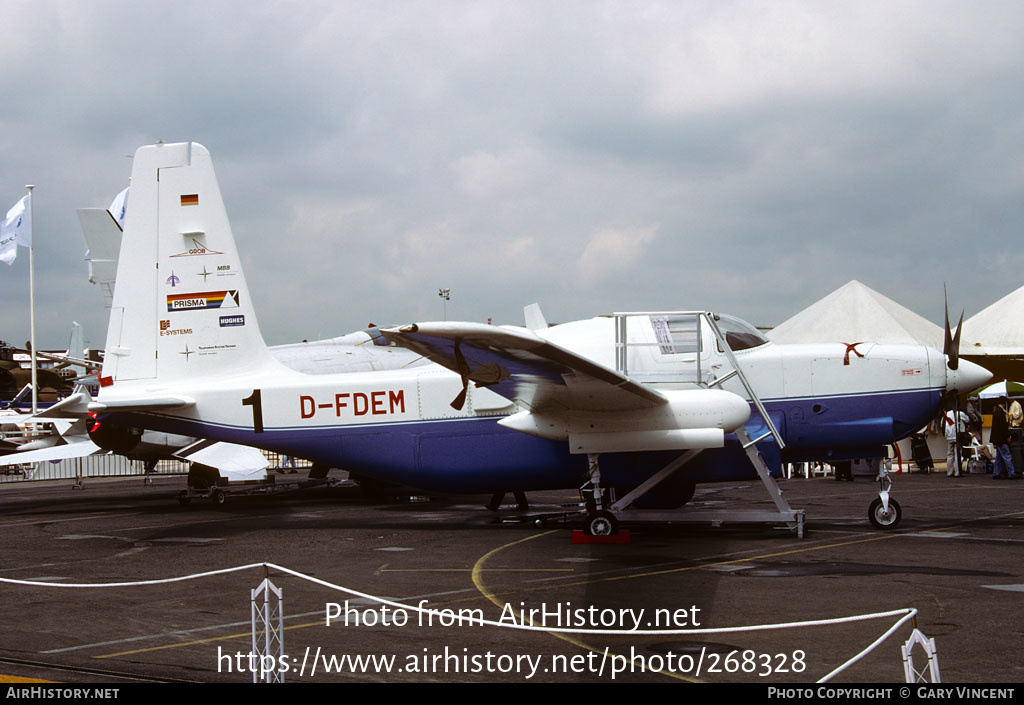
[{"left": 84, "top": 142, "right": 988, "bottom": 532}]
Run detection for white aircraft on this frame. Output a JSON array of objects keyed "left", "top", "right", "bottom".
[{"left": 83, "top": 141, "right": 988, "bottom": 532}]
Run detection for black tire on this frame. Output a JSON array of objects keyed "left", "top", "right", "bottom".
[
  {"left": 585, "top": 510, "right": 618, "bottom": 536},
  {"left": 868, "top": 497, "right": 901, "bottom": 529},
  {"left": 177, "top": 491, "right": 191, "bottom": 507},
  {"left": 211, "top": 488, "right": 227, "bottom": 507}
]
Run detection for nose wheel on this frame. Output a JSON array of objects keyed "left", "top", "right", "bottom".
[{"left": 868, "top": 496, "right": 902, "bottom": 529}]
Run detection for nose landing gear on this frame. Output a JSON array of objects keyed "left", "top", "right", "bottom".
[{"left": 868, "top": 465, "right": 902, "bottom": 529}]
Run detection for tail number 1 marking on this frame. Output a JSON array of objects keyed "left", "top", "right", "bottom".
[{"left": 242, "top": 389, "right": 264, "bottom": 433}]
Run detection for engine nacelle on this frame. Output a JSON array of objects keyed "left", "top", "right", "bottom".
[{"left": 497, "top": 388, "right": 750, "bottom": 453}]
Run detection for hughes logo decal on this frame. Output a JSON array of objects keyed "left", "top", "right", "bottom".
[{"left": 219, "top": 315, "right": 245, "bottom": 327}]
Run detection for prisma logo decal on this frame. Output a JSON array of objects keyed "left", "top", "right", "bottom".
[
  {"left": 167, "top": 290, "right": 240, "bottom": 312},
  {"left": 300, "top": 391, "right": 407, "bottom": 419}
]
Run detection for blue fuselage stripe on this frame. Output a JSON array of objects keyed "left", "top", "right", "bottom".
[{"left": 109, "top": 386, "right": 942, "bottom": 493}]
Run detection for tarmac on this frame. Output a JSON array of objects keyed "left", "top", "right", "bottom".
[{"left": 0, "top": 469, "right": 1021, "bottom": 684}]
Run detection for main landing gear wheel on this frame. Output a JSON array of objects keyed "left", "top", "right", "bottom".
[
  {"left": 868, "top": 497, "right": 901, "bottom": 529},
  {"left": 177, "top": 491, "right": 191, "bottom": 507},
  {"left": 585, "top": 510, "right": 618, "bottom": 536}
]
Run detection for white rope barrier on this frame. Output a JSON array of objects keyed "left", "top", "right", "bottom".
[
  {"left": 0, "top": 563, "right": 264, "bottom": 588},
  {"left": 0, "top": 561, "right": 919, "bottom": 681}
]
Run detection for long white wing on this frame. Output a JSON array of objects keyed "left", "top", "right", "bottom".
[{"left": 381, "top": 322, "right": 666, "bottom": 412}]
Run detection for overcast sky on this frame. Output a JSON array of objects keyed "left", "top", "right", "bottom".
[{"left": 2, "top": 1, "right": 1024, "bottom": 350}]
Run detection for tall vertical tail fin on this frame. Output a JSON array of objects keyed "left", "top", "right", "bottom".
[{"left": 101, "top": 142, "right": 274, "bottom": 384}]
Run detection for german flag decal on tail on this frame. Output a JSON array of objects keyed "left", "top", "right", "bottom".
[{"left": 180, "top": 194, "right": 199, "bottom": 206}]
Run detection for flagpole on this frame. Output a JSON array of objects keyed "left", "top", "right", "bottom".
[{"left": 26, "top": 185, "right": 36, "bottom": 414}]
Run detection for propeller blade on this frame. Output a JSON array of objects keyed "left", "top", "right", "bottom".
[
  {"left": 450, "top": 386, "right": 468, "bottom": 411},
  {"left": 950, "top": 311, "right": 963, "bottom": 371},
  {"left": 450, "top": 340, "right": 470, "bottom": 410},
  {"left": 943, "top": 285, "right": 962, "bottom": 371}
]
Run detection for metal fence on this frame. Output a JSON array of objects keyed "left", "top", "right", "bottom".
[{"left": 0, "top": 450, "right": 307, "bottom": 485}]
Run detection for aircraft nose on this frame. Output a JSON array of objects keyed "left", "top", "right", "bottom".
[{"left": 947, "top": 358, "right": 992, "bottom": 395}]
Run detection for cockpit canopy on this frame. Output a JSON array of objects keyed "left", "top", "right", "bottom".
[
  {"left": 715, "top": 314, "right": 770, "bottom": 352},
  {"left": 650, "top": 313, "right": 769, "bottom": 355}
]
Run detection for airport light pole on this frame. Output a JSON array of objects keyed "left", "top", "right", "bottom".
[{"left": 438, "top": 287, "right": 450, "bottom": 321}]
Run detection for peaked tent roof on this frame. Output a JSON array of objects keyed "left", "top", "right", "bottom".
[
  {"left": 960, "top": 283, "right": 1024, "bottom": 357},
  {"left": 767, "top": 280, "right": 943, "bottom": 348}
]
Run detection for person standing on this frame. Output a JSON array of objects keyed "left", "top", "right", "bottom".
[
  {"left": 945, "top": 408, "right": 969, "bottom": 477},
  {"left": 991, "top": 397, "right": 1018, "bottom": 480},
  {"left": 1009, "top": 398, "right": 1023, "bottom": 440}
]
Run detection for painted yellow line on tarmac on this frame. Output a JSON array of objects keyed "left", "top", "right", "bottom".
[
  {"left": 380, "top": 568, "right": 572, "bottom": 573},
  {"left": 0, "top": 512, "right": 141, "bottom": 529},
  {"left": 471, "top": 531, "right": 556, "bottom": 604},
  {"left": 95, "top": 621, "right": 324, "bottom": 659},
  {"left": 470, "top": 530, "right": 698, "bottom": 683},
  {"left": 461, "top": 507, "right": 1024, "bottom": 609},
  {"left": 0, "top": 675, "right": 52, "bottom": 683},
  {"left": 442, "top": 531, "right": 898, "bottom": 612}
]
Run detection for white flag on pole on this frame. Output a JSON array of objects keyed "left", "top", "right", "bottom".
[{"left": 0, "top": 194, "right": 32, "bottom": 266}]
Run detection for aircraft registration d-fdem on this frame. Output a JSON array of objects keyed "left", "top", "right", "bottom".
[{"left": 89, "top": 142, "right": 989, "bottom": 533}]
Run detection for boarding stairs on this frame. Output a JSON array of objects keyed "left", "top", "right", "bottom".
[{"left": 598, "top": 311, "right": 804, "bottom": 537}]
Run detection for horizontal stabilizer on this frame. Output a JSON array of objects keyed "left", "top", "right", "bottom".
[
  {"left": 173, "top": 439, "right": 270, "bottom": 473},
  {"left": 29, "top": 390, "right": 93, "bottom": 420},
  {"left": 78, "top": 208, "right": 122, "bottom": 309},
  {"left": 89, "top": 396, "right": 195, "bottom": 413},
  {"left": 0, "top": 437, "right": 105, "bottom": 466}
]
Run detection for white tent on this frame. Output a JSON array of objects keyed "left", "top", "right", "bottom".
[
  {"left": 954, "top": 283, "right": 1024, "bottom": 382},
  {"left": 960, "top": 283, "right": 1024, "bottom": 356},
  {"left": 972, "top": 381, "right": 1024, "bottom": 398},
  {"left": 767, "top": 280, "right": 943, "bottom": 347}
]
